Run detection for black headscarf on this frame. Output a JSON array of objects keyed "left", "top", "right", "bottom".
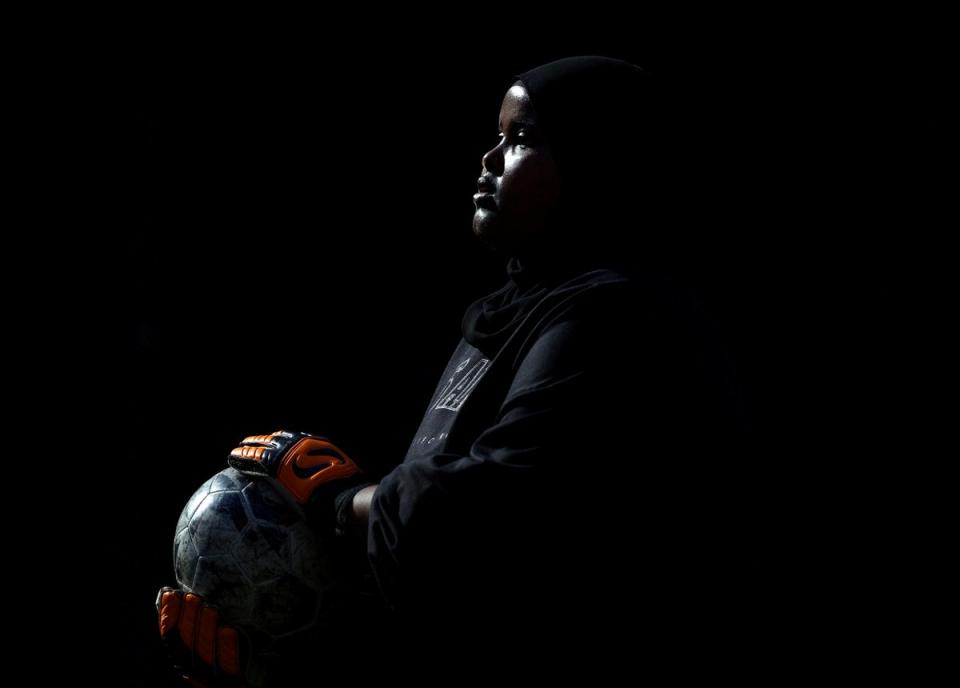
[
  {"left": 517, "top": 56, "right": 655, "bottom": 237},
  {"left": 463, "top": 56, "right": 661, "bottom": 356}
]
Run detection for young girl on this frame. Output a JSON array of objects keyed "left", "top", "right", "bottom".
[{"left": 159, "top": 55, "right": 751, "bottom": 684}]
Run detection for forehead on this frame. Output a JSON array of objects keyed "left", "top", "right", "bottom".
[{"left": 499, "top": 83, "right": 536, "bottom": 125}]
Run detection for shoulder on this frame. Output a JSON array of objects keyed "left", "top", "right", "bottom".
[
  {"left": 508, "top": 268, "right": 640, "bottom": 373},
  {"left": 553, "top": 266, "right": 715, "bottom": 335},
  {"left": 521, "top": 266, "right": 718, "bottom": 370},
  {"left": 534, "top": 266, "right": 689, "bottom": 345},
  {"left": 540, "top": 267, "right": 638, "bottom": 323}
]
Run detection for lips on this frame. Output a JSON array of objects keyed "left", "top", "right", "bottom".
[
  {"left": 473, "top": 192, "right": 497, "bottom": 210},
  {"left": 477, "top": 175, "right": 496, "bottom": 193}
]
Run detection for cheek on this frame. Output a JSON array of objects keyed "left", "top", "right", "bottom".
[{"left": 502, "top": 156, "right": 561, "bottom": 213}]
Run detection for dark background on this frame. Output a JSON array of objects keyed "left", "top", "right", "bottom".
[{"left": 121, "top": 24, "right": 944, "bottom": 684}]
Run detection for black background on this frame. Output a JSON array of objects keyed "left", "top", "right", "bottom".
[{"left": 120, "top": 21, "right": 945, "bottom": 684}]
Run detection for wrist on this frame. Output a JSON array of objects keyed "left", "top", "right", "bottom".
[
  {"left": 333, "top": 482, "right": 376, "bottom": 536},
  {"left": 350, "top": 485, "right": 377, "bottom": 526}
]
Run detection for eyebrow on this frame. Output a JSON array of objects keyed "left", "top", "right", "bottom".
[{"left": 498, "top": 118, "right": 538, "bottom": 131}]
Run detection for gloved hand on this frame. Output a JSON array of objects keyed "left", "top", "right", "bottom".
[
  {"left": 227, "top": 430, "right": 373, "bottom": 535},
  {"left": 157, "top": 586, "right": 246, "bottom": 687}
]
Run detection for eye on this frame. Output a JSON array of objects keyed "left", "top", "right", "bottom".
[
  {"left": 498, "top": 130, "right": 532, "bottom": 149},
  {"left": 494, "top": 128, "right": 537, "bottom": 151}
]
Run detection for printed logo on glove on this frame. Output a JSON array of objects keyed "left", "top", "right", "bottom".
[{"left": 227, "top": 430, "right": 361, "bottom": 505}]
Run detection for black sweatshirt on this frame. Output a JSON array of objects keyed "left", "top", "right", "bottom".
[{"left": 363, "top": 264, "right": 753, "bottom": 666}]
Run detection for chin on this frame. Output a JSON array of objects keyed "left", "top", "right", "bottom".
[
  {"left": 474, "top": 210, "right": 538, "bottom": 255},
  {"left": 472, "top": 208, "right": 501, "bottom": 244}
]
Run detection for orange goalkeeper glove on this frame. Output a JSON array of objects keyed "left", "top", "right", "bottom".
[
  {"left": 157, "top": 586, "right": 245, "bottom": 687},
  {"left": 227, "top": 430, "right": 373, "bottom": 535}
]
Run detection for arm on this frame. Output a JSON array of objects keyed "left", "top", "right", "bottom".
[{"left": 365, "top": 301, "right": 633, "bottom": 619}]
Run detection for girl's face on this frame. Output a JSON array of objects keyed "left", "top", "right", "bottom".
[{"left": 472, "top": 83, "right": 562, "bottom": 252}]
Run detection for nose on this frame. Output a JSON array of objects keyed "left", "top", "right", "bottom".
[{"left": 481, "top": 139, "right": 503, "bottom": 177}]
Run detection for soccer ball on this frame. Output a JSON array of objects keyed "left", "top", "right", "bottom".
[{"left": 173, "top": 467, "right": 336, "bottom": 649}]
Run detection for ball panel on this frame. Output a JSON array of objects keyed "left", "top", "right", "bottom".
[
  {"left": 287, "top": 521, "right": 330, "bottom": 583},
  {"left": 209, "top": 468, "right": 247, "bottom": 493},
  {"left": 173, "top": 530, "right": 200, "bottom": 591},
  {"left": 188, "top": 490, "right": 248, "bottom": 555},
  {"left": 235, "top": 524, "right": 291, "bottom": 584},
  {"left": 193, "top": 554, "right": 255, "bottom": 624},
  {"left": 251, "top": 574, "right": 321, "bottom": 636},
  {"left": 242, "top": 479, "right": 301, "bottom": 527}
]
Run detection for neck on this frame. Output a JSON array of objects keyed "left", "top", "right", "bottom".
[{"left": 508, "top": 242, "right": 606, "bottom": 288}]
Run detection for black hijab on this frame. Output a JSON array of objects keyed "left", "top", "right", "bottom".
[{"left": 463, "top": 56, "right": 660, "bottom": 356}]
